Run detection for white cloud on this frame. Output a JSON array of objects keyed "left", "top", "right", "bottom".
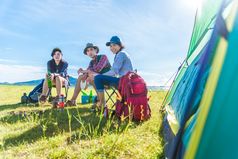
[
  {"left": 0, "top": 27, "right": 31, "bottom": 39},
  {"left": 0, "top": 64, "right": 45, "bottom": 83},
  {"left": 0, "top": 62, "right": 85, "bottom": 83},
  {"left": 0, "top": 58, "right": 17, "bottom": 63},
  {"left": 138, "top": 71, "right": 175, "bottom": 86},
  {"left": 0, "top": 62, "right": 175, "bottom": 86},
  {"left": 3, "top": 0, "right": 111, "bottom": 27},
  {"left": 68, "top": 65, "right": 79, "bottom": 70},
  {"left": 0, "top": 0, "right": 196, "bottom": 87},
  {"left": 4, "top": 47, "right": 13, "bottom": 50}
]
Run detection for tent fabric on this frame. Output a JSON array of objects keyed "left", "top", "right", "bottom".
[
  {"left": 164, "top": 63, "right": 187, "bottom": 106},
  {"left": 163, "top": 0, "right": 237, "bottom": 158},
  {"left": 164, "top": 35, "right": 212, "bottom": 159},
  {"left": 162, "top": 0, "right": 224, "bottom": 108},
  {"left": 187, "top": 0, "right": 223, "bottom": 59},
  {"left": 185, "top": 2, "right": 238, "bottom": 158}
]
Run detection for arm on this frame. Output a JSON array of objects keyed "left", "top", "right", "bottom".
[
  {"left": 87, "top": 61, "right": 94, "bottom": 72},
  {"left": 103, "top": 52, "right": 125, "bottom": 76},
  {"left": 47, "top": 61, "right": 53, "bottom": 73},
  {"left": 47, "top": 61, "right": 56, "bottom": 81},
  {"left": 103, "top": 69, "right": 116, "bottom": 76},
  {"left": 59, "top": 62, "right": 68, "bottom": 78},
  {"left": 93, "top": 55, "right": 110, "bottom": 73}
]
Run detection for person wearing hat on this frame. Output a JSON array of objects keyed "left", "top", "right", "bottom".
[
  {"left": 66, "top": 43, "right": 111, "bottom": 106},
  {"left": 39, "top": 47, "right": 69, "bottom": 107},
  {"left": 94, "top": 36, "right": 133, "bottom": 112}
]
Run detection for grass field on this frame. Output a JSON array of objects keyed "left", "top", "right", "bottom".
[{"left": 0, "top": 85, "right": 166, "bottom": 159}]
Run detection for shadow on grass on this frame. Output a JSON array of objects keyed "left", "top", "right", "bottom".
[
  {"left": 0, "top": 103, "right": 37, "bottom": 112},
  {"left": 0, "top": 106, "right": 88, "bottom": 124},
  {"left": 2, "top": 100, "right": 143, "bottom": 150},
  {"left": 2, "top": 106, "right": 119, "bottom": 149}
]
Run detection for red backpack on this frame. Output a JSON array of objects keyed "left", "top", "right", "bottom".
[{"left": 116, "top": 72, "right": 151, "bottom": 122}]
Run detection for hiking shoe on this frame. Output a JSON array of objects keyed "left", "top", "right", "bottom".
[
  {"left": 103, "top": 106, "right": 109, "bottom": 118},
  {"left": 90, "top": 103, "right": 97, "bottom": 109},
  {"left": 65, "top": 100, "right": 76, "bottom": 107},
  {"left": 52, "top": 96, "right": 60, "bottom": 108},
  {"left": 95, "top": 103, "right": 102, "bottom": 113},
  {"left": 39, "top": 95, "right": 47, "bottom": 104},
  {"left": 90, "top": 103, "right": 98, "bottom": 113}
]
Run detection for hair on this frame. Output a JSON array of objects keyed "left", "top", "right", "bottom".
[
  {"left": 51, "top": 48, "right": 62, "bottom": 57},
  {"left": 84, "top": 46, "right": 99, "bottom": 55},
  {"left": 119, "top": 43, "right": 125, "bottom": 52}
]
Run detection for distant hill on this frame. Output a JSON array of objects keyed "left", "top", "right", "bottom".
[
  {"left": 13, "top": 79, "right": 44, "bottom": 86},
  {"left": 0, "top": 78, "right": 169, "bottom": 90},
  {"left": 0, "top": 76, "right": 78, "bottom": 86},
  {"left": 0, "top": 82, "right": 11, "bottom": 85}
]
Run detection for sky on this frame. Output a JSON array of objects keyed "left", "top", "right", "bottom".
[{"left": 0, "top": 0, "right": 200, "bottom": 86}]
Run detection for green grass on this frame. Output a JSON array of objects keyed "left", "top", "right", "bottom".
[{"left": 0, "top": 85, "right": 166, "bottom": 159}]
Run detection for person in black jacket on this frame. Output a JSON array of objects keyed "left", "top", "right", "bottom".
[{"left": 39, "top": 48, "right": 68, "bottom": 106}]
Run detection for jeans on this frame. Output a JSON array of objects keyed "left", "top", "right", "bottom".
[{"left": 94, "top": 75, "right": 120, "bottom": 92}]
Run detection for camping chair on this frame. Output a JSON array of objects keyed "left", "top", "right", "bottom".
[
  {"left": 48, "top": 77, "right": 70, "bottom": 102},
  {"left": 105, "top": 86, "right": 117, "bottom": 109}
]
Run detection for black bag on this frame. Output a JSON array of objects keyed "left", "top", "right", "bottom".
[{"left": 21, "top": 93, "right": 29, "bottom": 104}]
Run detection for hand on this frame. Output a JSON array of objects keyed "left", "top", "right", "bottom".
[
  {"left": 82, "top": 74, "right": 88, "bottom": 82},
  {"left": 87, "top": 73, "right": 98, "bottom": 82},
  {"left": 86, "top": 76, "right": 93, "bottom": 83},
  {"left": 86, "top": 70, "right": 91, "bottom": 74},
  {"left": 50, "top": 73, "right": 55, "bottom": 81},
  {"left": 87, "top": 70, "right": 96, "bottom": 76},
  {"left": 77, "top": 68, "right": 84, "bottom": 74}
]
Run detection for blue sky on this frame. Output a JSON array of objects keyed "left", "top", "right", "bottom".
[{"left": 0, "top": 0, "right": 199, "bottom": 85}]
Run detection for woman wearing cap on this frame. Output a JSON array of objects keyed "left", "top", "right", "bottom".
[
  {"left": 39, "top": 48, "right": 68, "bottom": 107},
  {"left": 94, "top": 36, "right": 133, "bottom": 112},
  {"left": 66, "top": 43, "right": 111, "bottom": 106}
]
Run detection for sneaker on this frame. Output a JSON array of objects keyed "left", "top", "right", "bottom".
[
  {"left": 90, "top": 103, "right": 97, "bottom": 109},
  {"left": 65, "top": 100, "right": 76, "bottom": 107},
  {"left": 39, "top": 95, "right": 47, "bottom": 104},
  {"left": 52, "top": 96, "right": 60, "bottom": 108},
  {"left": 103, "top": 106, "right": 109, "bottom": 118}
]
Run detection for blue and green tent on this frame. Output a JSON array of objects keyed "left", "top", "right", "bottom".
[{"left": 162, "top": 0, "right": 238, "bottom": 158}]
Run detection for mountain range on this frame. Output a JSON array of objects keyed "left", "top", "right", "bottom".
[
  {"left": 0, "top": 77, "right": 168, "bottom": 90},
  {"left": 0, "top": 76, "right": 78, "bottom": 86}
]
